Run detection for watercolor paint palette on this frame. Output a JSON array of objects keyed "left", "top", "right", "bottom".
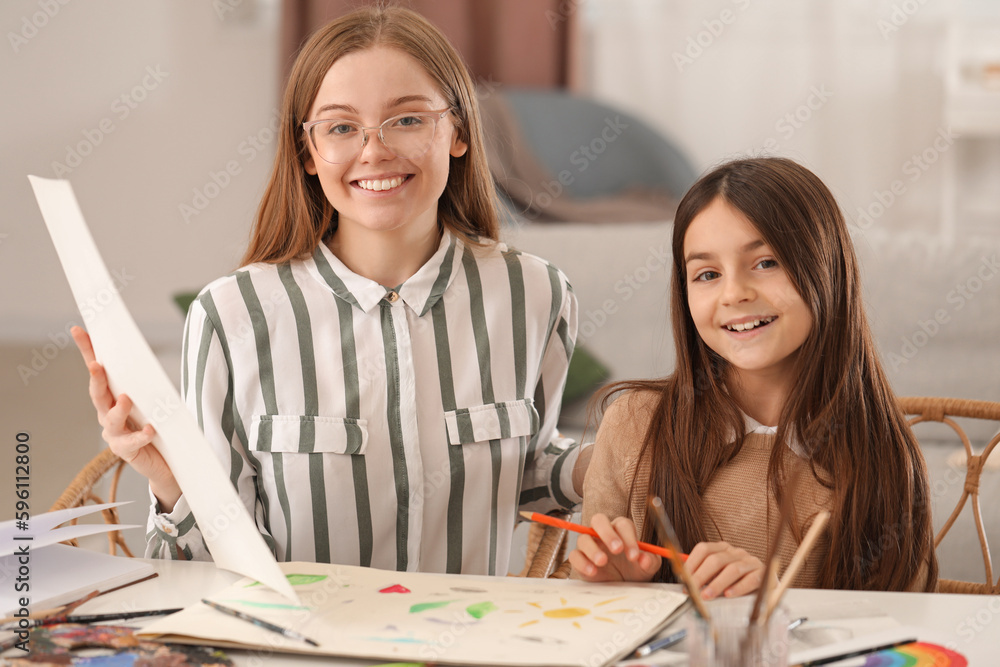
[
  {"left": 139, "top": 561, "right": 687, "bottom": 666},
  {"left": 7, "top": 624, "right": 232, "bottom": 666},
  {"left": 855, "top": 641, "right": 967, "bottom": 666}
]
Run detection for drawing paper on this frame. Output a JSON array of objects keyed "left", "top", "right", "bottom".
[
  {"left": 140, "top": 561, "right": 687, "bottom": 666},
  {"left": 27, "top": 176, "right": 295, "bottom": 603}
]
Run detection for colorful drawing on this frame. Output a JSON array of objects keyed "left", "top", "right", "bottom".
[
  {"left": 516, "top": 596, "right": 633, "bottom": 629},
  {"left": 245, "top": 573, "right": 327, "bottom": 587},
  {"left": 139, "top": 561, "right": 688, "bottom": 666},
  {"left": 380, "top": 584, "right": 411, "bottom": 594},
  {"left": 466, "top": 601, "right": 498, "bottom": 619},
  {"left": 407, "top": 600, "right": 498, "bottom": 620},
  {"left": 409, "top": 600, "right": 455, "bottom": 613}
]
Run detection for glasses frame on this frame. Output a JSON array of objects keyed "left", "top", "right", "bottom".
[{"left": 302, "top": 108, "right": 453, "bottom": 165}]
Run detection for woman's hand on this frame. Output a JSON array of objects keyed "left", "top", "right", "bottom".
[
  {"left": 71, "top": 326, "right": 181, "bottom": 511},
  {"left": 685, "top": 541, "right": 766, "bottom": 599},
  {"left": 568, "top": 513, "right": 661, "bottom": 582}
]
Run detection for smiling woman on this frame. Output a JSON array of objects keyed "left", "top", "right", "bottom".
[
  {"left": 299, "top": 46, "right": 468, "bottom": 287},
  {"left": 70, "top": 5, "right": 590, "bottom": 576}
]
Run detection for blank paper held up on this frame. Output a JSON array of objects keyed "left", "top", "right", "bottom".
[{"left": 27, "top": 175, "right": 296, "bottom": 603}]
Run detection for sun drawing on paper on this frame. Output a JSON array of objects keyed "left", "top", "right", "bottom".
[{"left": 510, "top": 596, "right": 633, "bottom": 630}]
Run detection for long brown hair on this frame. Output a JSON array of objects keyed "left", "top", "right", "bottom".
[
  {"left": 241, "top": 4, "right": 500, "bottom": 266},
  {"left": 605, "top": 157, "right": 936, "bottom": 591}
]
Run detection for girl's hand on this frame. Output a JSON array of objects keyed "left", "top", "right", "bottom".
[
  {"left": 71, "top": 326, "right": 182, "bottom": 511},
  {"left": 568, "top": 513, "right": 661, "bottom": 582},
  {"left": 685, "top": 541, "right": 766, "bottom": 599}
]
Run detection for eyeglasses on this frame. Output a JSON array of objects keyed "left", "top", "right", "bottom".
[{"left": 302, "top": 109, "right": 452, "bottom": 165}]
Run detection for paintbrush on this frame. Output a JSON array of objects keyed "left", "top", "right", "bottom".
[
  {"left": 746, "top": 465, "right": 803, "bottom": 631},
  {"left": 0, "top": 607, "right": 183, "bottom": 632},
  {"left": 201, "top": 599, "right": 319, "bottom": 647},
  {"left": 649, "top": 497, "right": 711, "bottom": 622},
  {"left": 765, "top": 511, "right": 830, "bottom": 621}
]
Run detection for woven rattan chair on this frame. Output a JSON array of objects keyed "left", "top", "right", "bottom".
[
  {"left": 899, "top": 396, "right": 1000, "bottom": 595},
  {"left": 519, "top": 511, "right": 573, "bottom": 579},
  {"left": 47, "top": 447, "right": 134, "bottom": 557}
]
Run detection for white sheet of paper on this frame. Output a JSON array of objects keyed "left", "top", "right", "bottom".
[
  {"left": 0, "top": 502, "right": 138, "bottom": 557},
  {"left": 28, "top": 175, "right": 296, "bottom": 602}
]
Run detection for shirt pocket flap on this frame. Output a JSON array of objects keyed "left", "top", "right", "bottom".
[
  {"left": 249, "top": 415, "right": 368, "bottom": 455},
  {"left": 443, "top": 399, "right": 538, "bottom": 445}
]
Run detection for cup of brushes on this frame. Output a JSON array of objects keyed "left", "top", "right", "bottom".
[{"left": 648, "top": 496, "right": 829, "bottom": 667}]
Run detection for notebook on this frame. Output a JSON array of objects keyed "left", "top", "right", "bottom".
[
  {"left": 0, "top": 543, "right": 154, "bottom": 617},
  {"left": 0, "top": 502, "right": 152, "bottom": 616}
]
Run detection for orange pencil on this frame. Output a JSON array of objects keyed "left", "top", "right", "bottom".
[{"left": 519, "top": 511, "right": 688, "bottom": 562}]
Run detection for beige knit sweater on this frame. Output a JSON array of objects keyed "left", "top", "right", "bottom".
[{"left": 582, "top": 391, "right": 929, "bottom": 590}]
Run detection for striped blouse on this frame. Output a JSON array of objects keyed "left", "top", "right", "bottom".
[{"left": 146, "top": 230, "right": 582, "bottom": 576}]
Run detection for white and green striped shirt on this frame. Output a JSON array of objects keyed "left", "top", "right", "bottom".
[{"left": 147, "top": 230, "right": 582, "bottom": 575}]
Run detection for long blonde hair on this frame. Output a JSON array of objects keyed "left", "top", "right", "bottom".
[{"left": 241, "top": 5, "right": 500, "bottom": 266}]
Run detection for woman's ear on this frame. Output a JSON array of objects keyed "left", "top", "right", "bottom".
[
  {"left": 450, "top": 133, "right": 468, "bottom": 158},
  {"left": 304, "top": 155, "right": 318, "bottom": 175}
]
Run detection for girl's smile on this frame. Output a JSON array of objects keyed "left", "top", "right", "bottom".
[
  {"left": 722, "top": 314, "right": 777, "bottom": 334},
  {"left": 683, "top": 197, "right": 813, "bottom": 388}
]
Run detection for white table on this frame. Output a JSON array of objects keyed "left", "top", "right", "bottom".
[{"left": 5, "top": 559, "right": 998, "bottom": 665}]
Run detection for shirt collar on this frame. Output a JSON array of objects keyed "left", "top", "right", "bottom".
[
  {"left": 307, "top": 229, "right": 462, "bottom": 315},
  {"left": 742, "top": 413, "right": 807, "bottom": 458}
]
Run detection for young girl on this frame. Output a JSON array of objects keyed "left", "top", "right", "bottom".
[
  {"left": 72, "top": 5, "right": 589, "bottom": 576},
  {"left": 569, "top": 157, "right": 937, "bottom": 595}
]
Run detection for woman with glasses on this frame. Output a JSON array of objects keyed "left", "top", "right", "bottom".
[{"left": 72, "top": 6, "right": 589, "bottom": 575}]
